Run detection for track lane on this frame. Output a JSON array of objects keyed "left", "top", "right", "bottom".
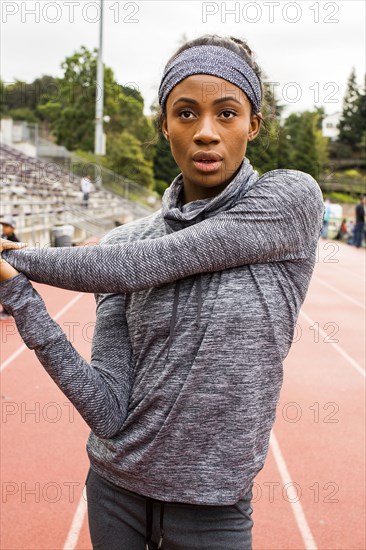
[
  {"left": 1, "top": 287, "right": 94, "bottom": 550},
  {"left": 1, "top": 238, "right": 364, "bottom": 549},
  {"left": 265, "top": 244, "right": 365, "bottom": 549}
]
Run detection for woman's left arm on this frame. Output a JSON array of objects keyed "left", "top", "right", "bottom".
[
  {"left": 1, "top": 171, "right": 324, "bottom": 295},
  {"left": 0, "top": 270, "right": 133, "bottom": 439}
]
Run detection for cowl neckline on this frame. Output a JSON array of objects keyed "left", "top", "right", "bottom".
[
  {"left": 160, "top": 156, "right": 260, "bottom": 359},
  {"left": 162, "top": 156, "right": 259, "bottom": 232}
]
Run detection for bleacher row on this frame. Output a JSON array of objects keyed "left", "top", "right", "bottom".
[{"left": 0, "top": 144, "right": 154, "bottom": 245}]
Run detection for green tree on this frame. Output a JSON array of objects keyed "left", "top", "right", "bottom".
[
  {"left": 1, "top": 76, "right": 58, "bottom": 115},
  {"left": 355, "top": 74, "right": 366, "bottom": 151},
  {"left": 275, "top": 119, "right": 297, "bottom": 169},
  {"left": 37, "top": 47, "right": 100, "bottom": 150},
  {"left": 338, "top": 68, "right": 362, "bottom": 150},
  {"left": 0, "top": 80, "right": 8, "bottom": 117},
  {"left": 150, "top": 102, "right": 180, "bottom": 190},
  {"left": 247, "top": 78, "right": 285, "bottom": 174},
  {"left": 105, "top": 131, "right": 155, "bottom": 189},
  {"left": 35, "top": 46, "right": 156, "bottom": 187},
  {"left": 108, "top": 84, "right": 156, "bottom": 162},
  {"left": 6, "top": 107, "right": 38, "bottom": 123},
  {"left": 37, "top": 47, "right": 149, "bottom": 151},
  {"left": 153, "top": 132, "right": 180, "bottom": 187},
  {"left": 294, "top": 113, "right": 320, "bottom": 178},
  {"left": 281, "top": 110, "right": 327, "bottom": 179}
]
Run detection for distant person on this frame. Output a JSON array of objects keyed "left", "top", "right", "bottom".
[
  {"left": 347, "top": 219, "right": 355, "bottom": 245},
  {"left": 0, "top": 215, "right": 19, "bottom": 320},
  {"left": 1, "top": 215, "right": 19, "bottom": 243},
  {"left": 336, "top": 218, "right": 348, "bottom": 241},
  {"left": 80, "top": 175, "right": 92, "bottom": 208},
  {"left": 321, "top": 197, "right": 331, "bottom": 238},
  {"left": 353, "top": 195, "right": 365, "bottom": 248}
]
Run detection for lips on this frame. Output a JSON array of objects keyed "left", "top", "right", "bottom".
[
  {"left": 192, "top": 151, "right": 223, "bottom": 173},
  {"left": 192, "top": 151, "right": 223, "bottom": 162}
]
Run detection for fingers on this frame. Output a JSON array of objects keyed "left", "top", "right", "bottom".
[{"left": 0, "top": 238, "right": 28, "bottom": 251}]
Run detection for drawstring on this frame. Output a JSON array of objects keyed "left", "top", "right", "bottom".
[
  {"left": 158, "top": 502, "right": 165, "bottom": 548},
  {"left": 145, "top": 497, "right": 165, "bottom": 549},
  {"left": 145, "top": 498, "right": 153, "bottom": 549}
]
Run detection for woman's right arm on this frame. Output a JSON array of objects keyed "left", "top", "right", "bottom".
[
  {"left": 2, "top": 170, "right": 325, "bottom": 294},
  {"left": 0, "top": 273, "right": 133, "bottom": 439}
]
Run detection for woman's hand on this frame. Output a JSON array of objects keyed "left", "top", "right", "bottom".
[
  {"left": 0, "top": 238, "right": 28, "bottom": 254},
  {"left": 0, "top": 238, "right": 28, "bottom": 282}
]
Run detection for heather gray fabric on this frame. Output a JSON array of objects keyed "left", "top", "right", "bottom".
[
  {"left": 158, "top": 45, "right": 262, "bottom": 113},
  {"left": 0, "top": 157, "right": 324, "bottom": 505}
]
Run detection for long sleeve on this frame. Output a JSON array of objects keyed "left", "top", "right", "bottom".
[
  {"left": 1, "top": 170, "right": 324, "bottom": 295},
  {"left": 0, "top": 273, "right": 133, "bottom": 439}
]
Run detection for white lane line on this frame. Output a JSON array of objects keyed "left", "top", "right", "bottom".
[
  {"left": 0, "top": 293, "right": 84, "bottom": 372},
  {"left": 270, "top": 431, "right": 318, "bottom": 550},
  {"left": 63, "top": 491, "right": 88, "bottom": 550},
  {"left": 311, "top": 276, "right": 365, "bottom": 310},
  {"left": 299, "top": 310, "right": 365, "bottom": 378},
  {"left": 0, "top": 343, "right": 27, "bottom": 373}
]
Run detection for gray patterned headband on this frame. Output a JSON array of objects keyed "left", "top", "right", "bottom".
[{"left": 158, "top": 45, "right": 262, "bottom": 113}]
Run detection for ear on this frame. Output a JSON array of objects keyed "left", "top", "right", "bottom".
[
  {"left": 248, "top": 113, "right": 262, "bottom": 141},
  {"left": 161, "top": 116, "right": 169, "bottom": 140}
]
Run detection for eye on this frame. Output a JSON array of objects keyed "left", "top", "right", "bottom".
[
  {"left": 178, "top": 110, "right": 195, "bottom": 119},
  {"left": 220, "top": 110, "right": 237, "bottom": 119}
]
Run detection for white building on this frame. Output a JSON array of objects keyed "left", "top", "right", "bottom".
[{"left": 0, "top": 117, "right": 70, "bottom": 159}]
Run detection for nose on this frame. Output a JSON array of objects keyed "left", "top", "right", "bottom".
[{"left": 193, "top": 114, "right": 220, "bottom": 144}]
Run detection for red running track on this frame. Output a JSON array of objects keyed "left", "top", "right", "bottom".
[{"left": 0, "top": 238, "right": 365, "bottom": 550}]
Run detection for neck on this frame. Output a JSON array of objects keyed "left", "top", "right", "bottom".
[
  {"left": 181, "top": 160, "right": 245, "bottom": 206},
  {"left": 181, "top": 181, "right": 230, "bottom": 206}
]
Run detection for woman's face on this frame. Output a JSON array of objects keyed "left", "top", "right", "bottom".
[{"left": 162, "top": 74, "right": 261, "bottom": 204}]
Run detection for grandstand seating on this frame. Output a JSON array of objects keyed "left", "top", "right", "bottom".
[{"left": 0, "top": 144, "right": 157, "bottom": 246}]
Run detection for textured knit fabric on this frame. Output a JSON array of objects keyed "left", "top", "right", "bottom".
[
  {"left": 158, "top": 45, "right": 262, "bottom": 113},
  {"left": 0, "top": 157, "right": 324, "bottom": 505}
]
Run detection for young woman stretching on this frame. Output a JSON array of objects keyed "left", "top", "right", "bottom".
[{"left": 0, "top": 35, "right": 324, "bottom": 550}]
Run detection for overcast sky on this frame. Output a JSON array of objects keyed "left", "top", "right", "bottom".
[{"left": 1, "top": 0, "right": 365, "bottom": 118}]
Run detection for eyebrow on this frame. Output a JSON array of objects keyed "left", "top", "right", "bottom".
[{"left": 172, "top": 96, "right": 243, "bottom": 107}]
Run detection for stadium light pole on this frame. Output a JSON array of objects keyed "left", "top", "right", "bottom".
[{"left": 94, "top": 0, "right": 104, "bottom": 155}]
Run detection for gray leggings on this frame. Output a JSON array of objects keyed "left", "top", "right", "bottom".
[{"left": 85, "top": 468, "right": 254, "bottom": 550}]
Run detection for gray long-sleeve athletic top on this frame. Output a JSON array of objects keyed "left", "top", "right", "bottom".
[{"left": 0, "top": 158, "right": 324, "bottom": 505}]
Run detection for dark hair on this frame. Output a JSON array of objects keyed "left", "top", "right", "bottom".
[{"left": 157, "top": 34, "right": 265, "bottom": 135}]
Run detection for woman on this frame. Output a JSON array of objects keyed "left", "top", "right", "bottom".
[
  {"left": 0, "top": 35, "right": 324, "bottom": 549},
  {"left": 336, "top": 218, "right": 348, "bottom": 241}
]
